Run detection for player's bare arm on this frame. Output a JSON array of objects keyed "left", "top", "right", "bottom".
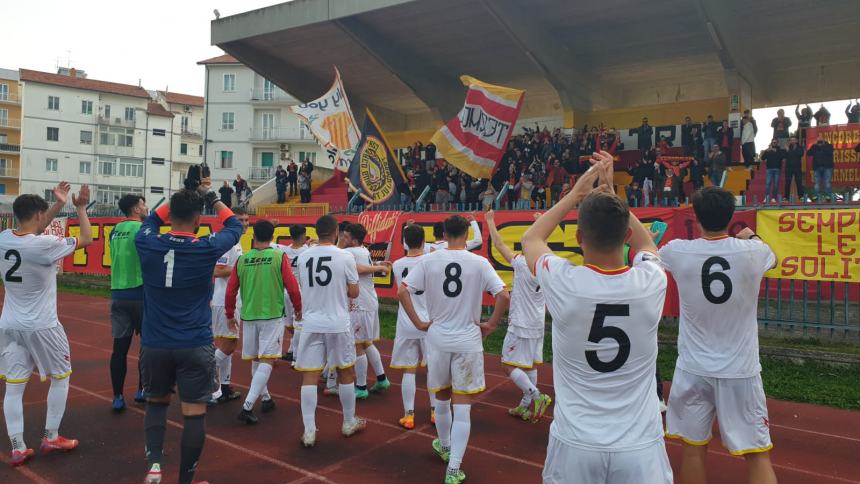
[
  {"left": 476, "top": 289, "right": 510, "bottom": 339},
  {"left": 522, "top": 151, "right": 609, "bottom": 272},
  {"left": 45, "top": 181, "right": 71, "bottom": 221},
  {"left": 213, "top": 265, "right": 232, "bottom": 278},
  {"left": 72, "top": 185, "right": 93, "bottom": 248},
  {"left": 347, "top": 282, "right": 359, "bottom": 299},
  {"left": 485, "top": 210, "right": 515, "bottom": 264},
  {"left": 356, "top": 262, "right": 391, "bottom": 275},
  {"left": 628, "top": 215, "right": 658, "bottom": 256},
  {"left": 397, "top": 284, "right": 431, "bottom": 331}
]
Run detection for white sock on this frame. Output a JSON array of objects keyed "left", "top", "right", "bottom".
[
  {"left": 249, "top": 360, "right": 271, "bottom": 398},
  {"left": 449, "top": 404, "right": 472, "bottom": 471},
  {"left": 526, "top": 369, "right": 538, "bottom": 386},
  {"left": 401, "top": 373, "right": 416, "bottom": 414},
  {"left": 300, "top": 385, "right": 317, "bottom": 434},
  {"left": 434, "top": 399, "right": 452, "bottom": 448},
  {"left": 510, "top": 368, "right": 540, "bottom": 400},
  {"left": 4, "top": 382, "right": 26, "bottom": 449},
  {"left": 287, "top": 332, "right": 297, "bottom": 353},
  {"left": 428, "top": 389, "right": 437, "bottom": 411},
  {"left": 365, "top": 345, "right": 386, "bottom": 378},
  {"left": 355, "top": 354, "right": 368, "bottom": 388},
  {"left": 45, "top": 378, "right": 70, "bottom": 439},
  {"left": 243, "top": 362, "right": 272, "bottom": 411},
  {"left": 215, "top": 349, "right": 230, "bottom": 384},
  {"left": 338, "top": 383, "right": 357, "bottom": 425}
]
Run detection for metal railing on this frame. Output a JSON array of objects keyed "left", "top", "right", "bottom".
[
  {"left": 180, "top": 128, "right": 202, "bottom": 138},
  {"left": 0, "top": 167, "right": 18, "bottom": 178},
  {"left": 249, "top": 126, "right": 312, "bottom": 141},
  {"left": 97, "top": 116, "right": 135, "bottom": 127},
  {"left": 0, "top": 143, "right": 20, "bottom": 153},
  {"left": 0, "top": 92, "right": 20, "bottom": 104},
  {"left": 760, "top": 279, "right": 859, "bottom": 340},
  {"left": 249, "top": 166, "right": 275, "bottom": 180},
  {"left": 249, "top": 89, "right": 296, "bottom": 103},
  {"left": 0, "top": 118, "right": 21, "bottom": 129}
]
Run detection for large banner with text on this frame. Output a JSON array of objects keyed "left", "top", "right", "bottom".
[{"left": 804, "top": 123, "right": 860, "bottom": 188}]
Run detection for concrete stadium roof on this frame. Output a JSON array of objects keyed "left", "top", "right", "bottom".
[{"left": 212, "top": 0, "right": 860, "bottom": 131}]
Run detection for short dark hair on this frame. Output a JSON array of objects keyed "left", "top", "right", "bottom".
[
  {"left": 338, "top": 221, "right": 351, "bottom": 234},
  {"left": 232, "top": 206, "right": 248, "bottom": 216},
  {"left": 253, "top": 219, "right": 275, "bottom": 242},
  {"left": 169, "top": 189, "right": 205, "bottom": 223},
  {"left": 692, "top": 187, "right": 735, "bottom": 232},
  {"left": 578, "top": 192, "right": 630, "bottom": 250},
  {"left": 118, "top": 194, "right": 145, "bottom": 217},
  {"left": 345, "top": 223, "right": 367, "bottom": 244},
  {"left": 316, "top": 215, "right": 337, "bottom": 239},
  {"left": 12, "top": 194, "right": 49, "bottom": 222},
  {"left": 433, "top": 222, "right": 444, "bottom": 238},
  {"left": 443, "top": 215, "right": 469, "bottom": 239},
  {"left": 403, "top": 224, "right": 425, "bottom": 250},
  {"left": 289, "top": 224, "right": 306, "bottom": 238}
]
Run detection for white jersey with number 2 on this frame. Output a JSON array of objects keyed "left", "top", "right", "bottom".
[
  {"left": 536, "top": 251, "right": 667, "bottom": 451},
  {"left": 659, "top": 236, "right": 775, "bottom": 378}
]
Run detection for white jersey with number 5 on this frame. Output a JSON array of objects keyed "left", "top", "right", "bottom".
[
  {"left": 536, "top": 251, "right": 667, "bottom": 451},
  {"left": 659, "top": 236, "right": 775, "bottom": 378},
  {"left": 0, "top": 231, "right": 78, "bottom": 331},
  {"left": 404, "top": 249, "right": 504, "bottom": 353},
  {"left": 296, "top": 244, "right": 358, "bottom": 333}
]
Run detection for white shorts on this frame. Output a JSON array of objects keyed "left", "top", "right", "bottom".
[
  {"left": 390, "top": 336, "right": 427, "bottom": 369},
  {"left": 666, "top": 367, "right": 772, "bottom": 455},
  {"left": 0, "top": 325, "right": 73, "bottom": 383},
  {"left": 501, "top": 331, "right": 544, "bottom": 369},
  {"left": 543, "top": 436, "right": 673, "bottom": 484},
  {"left": 241, "top": 318, "right": 285, "bottom": 360},
  {"left": 283, "top": 296, "right": 298, "bottom": 329},
  {"left": 350, "top": 310, "right": 379, "bottom": 344},
  {"left": 211, "top": 306, "right": 239, "bottom": 339},
  {"left": 427, "top": 348, "right": 485, "bottom": 395},
  {"left": 295, "top": 331, "right": 356, "bottom": 372}
]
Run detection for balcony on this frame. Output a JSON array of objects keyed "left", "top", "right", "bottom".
[
  {"left": 249, "top": 166, "right": 275, "bottom": 181},
  {"left": 0, "top": 92, "right": 20, "bottom": 104},
  {"left": 97, "top": 115, "right": 135, "bottom": 128},
  {"left": 0, "top": 167, "right": 18, "bottom": 179},
  {"left": 249, "top": 89, "right": 296, "bottom": 104},
  {"left": 180, "top": 128, "right": 202, "bottom": 141},
  {"left": 249, "top": 126, "right": 313, "bottom": 142},
  {"left": 0, "top": 143, "right": 20, "bottom": 154},
  {"left": 0, "top": 118, "right": 20, "bottom": 130}
]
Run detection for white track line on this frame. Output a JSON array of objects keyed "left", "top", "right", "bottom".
[{"left": 0, "top": 455, "right": 53, "bottom": 484}]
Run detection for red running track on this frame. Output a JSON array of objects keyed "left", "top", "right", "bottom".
[{"left": 0, "top": 292, "right": 858, "bottom": 483}]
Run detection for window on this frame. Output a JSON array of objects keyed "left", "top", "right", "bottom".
[
  {"left": 118, "top": 128, "right": 133, "bottom": 147},
  {"left": 47, "top": 127, "right": 59, "bottom": 141},
  {"left": 151, "top": 157, "right": 165, "bottom": 165},
  {"left": 80, "top": 130, "right": 93, "bottom": 145},
  {"left": 153, "top": 128, "right": 166, "bottom": 136},
  {"left": 104, "top": 104, "right": 111, "bottom": 119},
  {"left": 48, "top": 96, "right": 60, "bottom": 110},
  {"left": 219, "top": 151, "right": 233, "bottom": 169},
  {"left": 119, "top": 158, "right": 144, "bottom": 177},
  {"left": 299, "top": 151, "right": 317, "bottom": 164},
  {"left": 0, "top": 134, "right": 6, "bottom": 144},
  {"left": 99, "top": 127, "right": 114, "bottom": 145},
  {"left": 180, "top": 143, "right": 188, "bottom": 155},
  {"left": 81, "top": 100, "right": 93, "bottom": 115},
  {"left": 98, "top": 157, "right": 116, "bottom": 175},
  {"left": 0, "top": 84, "right": 7, "bottom": 101},
  {"left": 124, "top": 107, "right": 135, "bottom": 122},
  {"left": 46, "top": 158, "right": 58, "bottom": 172},
  {"left": 0, "top": 108, "right": 7, "bottom": 126},
  {"left": 181, "top": 116, "right": 189, "bottom": 133},
  {"left": 95, "top": 184, "right": 143, "bottom": 205},
  {"left": 223, "top": 73, "right": 236, "bottom": 92},
  {"left": 150, "top": 186, "right": 164, "bottom": 194},
  {"left": 263, "top": 79, "right": 275, "bottom": 100},
  {"left": 0, "top": 159, "right": 8, "bottom": 177},
  {"left": 44, "top": 189, "right": 56, "bottom": 203},
  {"left": 221, "top": 112, "right": 235, "bottom": 130},
  {"left": 198, "top": 145, "right": 203, "bottom": 156},
  {"left": 0, "top": 184, "right": 5, "bottom": 195},
  {"left": 80, "top": 161, "right": 91, "bottom": 174}
]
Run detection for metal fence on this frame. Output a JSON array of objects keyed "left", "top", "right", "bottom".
[{"left": 759, "top": 279, "right": 859, "bottom": 341}]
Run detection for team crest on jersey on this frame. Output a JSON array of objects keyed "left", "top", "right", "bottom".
[{"left": 358, "top": 136, "right": 395, "bottom": 203}]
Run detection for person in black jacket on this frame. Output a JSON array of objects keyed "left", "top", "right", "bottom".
[
  {"left": 795, "top": 103, "right": 814, "bottom": 145},
  {"left": 703, "top": 115, "right": 720, "bottom": 156},
  {"left": 806, "top": 134, "right": 834, "bottom": 201},
  {"left": 636, "top": 117, "right": 653, "bottom": 153},
  {"left": 784, "top": 137, "right": 805, "bottom": 201},
  {"left": 218, "top": 181, "right": 233, "bottom": 208},
  {"left": 681, "top": 116, "right": 699, "bottom": 156},
  {"left": 760, "top": 139, "right": 786, "bottom": 203},
  {"left": 846, "top": 100, "right": 860, "bottom": 124}
]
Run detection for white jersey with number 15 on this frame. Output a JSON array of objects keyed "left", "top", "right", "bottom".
[{"left": 296, "top": 244, "right": 358, "bottom": 333}]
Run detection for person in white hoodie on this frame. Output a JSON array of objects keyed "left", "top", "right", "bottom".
[{"left": 741, "top": 110, "right": 758, "bottom": 167}]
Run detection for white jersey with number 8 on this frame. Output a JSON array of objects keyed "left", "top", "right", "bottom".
[
  {"left": 536, "top": 251, "right": 667, "bottom": 451},
  {"left": 404, "top": 249, "right": 504, "bottom": 353},
  {"left": 659, "top": 236, "right": 776, "bottom": 378},
  {"left": 296, "top": 244, "right": 358, "bottom": 333}
]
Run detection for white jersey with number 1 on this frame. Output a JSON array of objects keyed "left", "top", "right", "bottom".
[
  {"left": 659, "top": 236, "right": 775, "bottom": 378},
  {"left": 536, "top": 251, "right": 667, "bottom": 451}
]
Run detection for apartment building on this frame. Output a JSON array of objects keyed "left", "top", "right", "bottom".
[
  {"left": 154, "top": 90, "right": 205, "bottom": 192},
  {"left": 197, "top": 54, "right": 328, "bottom": 189},
  {"left": 0, "top": 68, "right": 21, "bottom": 195},
  {"left": 18, "top": 68, "right": 202, "bottom": 208}
]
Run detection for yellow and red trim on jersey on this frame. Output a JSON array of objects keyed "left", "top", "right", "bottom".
[
  {"left": 453, "top": 386, "right": 486, "bottom": 395},
  {"left": 703, "top": 234, "right": 730, "bottom": 241},
  {"left": 428, "top": 384, "right": 452, "bottom": 394},
  {"left": 584, "top": 264, "right": 631, "bottom": 275}
]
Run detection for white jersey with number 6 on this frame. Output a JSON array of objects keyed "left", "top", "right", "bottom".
[
  {"left": 536, "top": 251, "right": 667, "bottom": 451},
  {"left": 296, "top": 244, "right": 358, "bottom": 333},
  {"left": 0, "top": 231, "right": 78, "bottom": 331},
  {"left": 659, "top": 236, "right": 775, "bottom": 378},
  {"left": 404, "top": 249, "right": 504, "bottom": 353}
]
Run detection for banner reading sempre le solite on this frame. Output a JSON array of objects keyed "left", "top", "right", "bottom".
[{"left": 757, "top": 208, "right": 860, "bottom": 282}]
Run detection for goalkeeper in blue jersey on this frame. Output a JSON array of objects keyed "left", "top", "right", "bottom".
[{"left": 134, "top": 178, "right": 243, "bottom": 484}]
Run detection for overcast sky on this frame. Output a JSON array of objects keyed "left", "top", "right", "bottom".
[{"left": 3, "top": 0, "right": 282, "bottom": 96}]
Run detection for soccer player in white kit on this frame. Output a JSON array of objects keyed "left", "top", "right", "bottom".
[
  {"left": 342, "top": 223, "right": 392, "bottom": 399},
  {"left": 391, "top": 224, "right": 436, "bottom": 429},
  {"left": 660, "top": 186, "right": 778, "bottom": 484},
  {"left": 399, "top": 215, "right": 510, "bottom": 484},
  {"left": 522, "top": 152, "right": 673, "bottom": 484},
  {"left": 485, "top": 210, "right": 552, "bottom": 422},
  {"left": 209, "top": 207, "right": 249, "bottom": 404},
  {"left": 294, "top": 215, "right": 364, "bottom": 447},
  {"left": 0, "top": 183, "right": 93, "bottom": 466},
  {"left": 423, "top": 215, "right": 482, "bottom": 253},
  {"left": 274, "top": 224, "right": 308, "bottom": 363}
]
